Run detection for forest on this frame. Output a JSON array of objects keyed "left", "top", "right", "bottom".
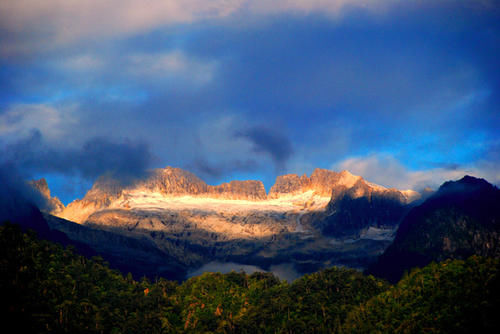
[{"left": 1, "top": 223, "right": 499, "bottom": 333}]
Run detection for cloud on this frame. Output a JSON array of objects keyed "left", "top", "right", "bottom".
[
  {"left": 334, "top": 153, "right": 500, "bottom": 191},
  {"left": 188, "top": 158, "right": 258, "bottom": 179},
  {"left": 1, "top": 130, "right": 153, "bottom": 185},
  {"left": 3, "top": 0, "right": 495, "bottom": 53},
  {"left": 235, "top": 126, "right": 293, "bottom": 172},
  {"left": 128, "top": 51, "right": 217, "bottom": 85},
  {"left": 0, "top": 0, "right": 243, "bottom": 55},
  {"left": 0, "top": 0, "right": 412, "bottom": 56},
  {"left": 0, "top": 103, "right": 77, "bottom": 141},
  {"left": 0, "top": 0, "right": 498, "bottom": 201},
  {"left": 0, "top": 163, "right": 49, "bottom": 223}
]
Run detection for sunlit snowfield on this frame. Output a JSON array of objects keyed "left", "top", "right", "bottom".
[{"left": 111, "top": 189, "right": 331, "bottom": 212}]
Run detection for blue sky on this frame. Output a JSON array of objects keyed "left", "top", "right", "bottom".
[{"left": 0, "top": 0, "right": 499, "bottom": 203}]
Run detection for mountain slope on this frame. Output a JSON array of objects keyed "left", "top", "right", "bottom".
[
  {"left": 369, "top": 175, "right": 500, "bottom": 282},
  {"left": 40, "top": 166, "right": 421, "bottom": 279},
  {"left": 44, "top": 213, "right": 187, "bottom": 280},
  {"left": 311, "top": 178, "right": 413, "bottom": 238}
]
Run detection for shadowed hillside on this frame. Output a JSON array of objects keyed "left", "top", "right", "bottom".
[{"left": 369, "top": 175, "right": 500, "bottom": 282}]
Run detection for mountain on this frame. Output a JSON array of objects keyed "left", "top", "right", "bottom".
[
  {"left": 311, "top": 178, "right": 416, "bottom": 238},
  {"left": 268, "top": 169, "right": 362, "bottom": 198},
  {"left": 369, "top": 175, "right": 500, "bottom": 282},
  {"left": 145, "top": 167, "right": 268, "bottom": 200},
  {"left": 39, "top": 166, "right": 421, "bottom": 279},
  {"left": 57, "top": 167, "right": 417, "bottom": 226},
  {"left": 1, "top": 174, "right": 187, "bottom": 280},
  {"left": 0, "top": 174, "right": 100, "bottom": 260}
]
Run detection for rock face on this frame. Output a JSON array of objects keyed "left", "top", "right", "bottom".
[
  {"left": 142, "top": 167, "right": 267, "bottom": 200},
  {"left": 369, "top": 175, "right": 500, "bottom": 282},
  {"left": 59, "top": 176, "right": 124, "bottom": 223},
  {"left": 269, "top": 174, "right": 310, "bottom": 197},
  {"left": 208, "top": 180, "right": 267, "bottom": 200},
  {"left": 310, "top": 177, "right": 414, "bottom": 238},
  {"left": 143, "top": 167, "right": 208, "bottom": 196},
  {"left": 268, "top": 169, "right": 362, "bottom": 198}
]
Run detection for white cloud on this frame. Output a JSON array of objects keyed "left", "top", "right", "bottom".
[
  {"left": 248, "top": 0, "right": 390, "bottom": 16},
  {"left": 333, "top": 153, "right": 499, "bottom": 191},
  {"left": 0, "top": 0, "right": 395, "bottom": 55},
  {"left": 0, "top": 103, "right": 77, "bottom": 142}
]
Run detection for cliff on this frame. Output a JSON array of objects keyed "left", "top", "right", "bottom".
[
  {"left": 142, "top": 167, "right": 267, "bottom": 200},
  {"left": 269, "top": 168, "right": 363, "bottom": 198}
]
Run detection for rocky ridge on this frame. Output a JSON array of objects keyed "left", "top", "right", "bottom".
[
  {"left": 37, "top": 167, "right": 422, "bottom": 279},
  {"left": 269, "top": 169, "right": 364, "bottom": 198},
  {"left": 55, "top": 167, "right": 418, "bottom": 226},
  {"left": 144, "top": 167, "right": 267, "bottom": 200}
]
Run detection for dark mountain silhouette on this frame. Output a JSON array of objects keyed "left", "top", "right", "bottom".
[
  {"left": 313, "top": 179, "right": 411, "bottom": 238},
  {"left": 369, "top": 175, "right": 500, "bottom": 282}
]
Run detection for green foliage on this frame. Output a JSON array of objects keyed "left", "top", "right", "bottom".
[
  {"left": 283, "top": 269, "right": 389, "bottom": 333},
  {"left": 2, "top": 223, "right": 499, "bottom": 333},
  {"left": 0, "top": 223, "right": 180, "bottom": 333},
  {"left": 343, "top": 256, "right": 500, "bottom": 333}
]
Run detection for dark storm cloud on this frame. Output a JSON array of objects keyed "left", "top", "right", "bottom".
[
  {"left": 235, "top": 126, "right": 293, "bottom": 172},
  {"left": 2, "top": 130, "right": 153, "bottom": 185}
]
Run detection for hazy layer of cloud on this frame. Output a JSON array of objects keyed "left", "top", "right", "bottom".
[
  {"left": 0, "top": 0, "right": 396, "bottom": 55},
  {"left": 187, "top": 261, "right": 302, "bottom": 282},
  {"left": 0, "top": 103, "right": 77, "bottom": 141},
  {"left": 334, "top": 153, "right": 500, "bottom": 191},
  {"left": 8, "top": 0, "right": 495, "bottom": 57}
]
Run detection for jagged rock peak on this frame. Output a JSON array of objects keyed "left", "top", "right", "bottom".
[
  {"left": 268, "top": 173, "right": 310, "bottom": 198},
  {"left": 81, "top": 175, "right": 126, "bottom": 205},
  {"left": 269, "top": 168, "right": 364, "bottom": 198},
  {"left": 144, "top": 167, "right": 208, "bottom": 195},
  {"left": 142, "top": 166, "right": 267, "bottom": 200},
  {"left": 310, "top": 168, "right": 363, "bottom": 195},
  {"left": 339, "top": 178, "right": 407, "bottom": 202},
  {"left": 207, "top": 180, "right": 267, "bottom": 200}
]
